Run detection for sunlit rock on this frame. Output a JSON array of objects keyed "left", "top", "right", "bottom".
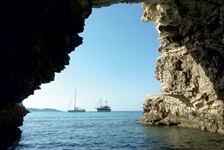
[{"left": 140, "top": 0, "right": 224, "bottom": 133}]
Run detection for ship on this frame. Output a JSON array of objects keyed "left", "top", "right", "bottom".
[
  {"left": 67, "top": 89, "right": 85, "bottom": 112},
  {"left": 95, "top": 98, "right": 111, "bottom": 112}
]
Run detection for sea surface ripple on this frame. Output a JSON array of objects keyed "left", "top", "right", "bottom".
[{"left": 4, "top": 111, "right": 224, "bottom": 150}]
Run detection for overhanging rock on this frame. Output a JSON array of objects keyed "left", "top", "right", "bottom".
[{"left": 92, "top": 0, "right": 171, "bottom": 8}]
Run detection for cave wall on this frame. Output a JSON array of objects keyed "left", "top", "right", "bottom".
[
  {"left": 140, "top": 0, "right": 224, "bottom": 133},
  {"left": 0, "top": 0, "right": 91, "bottom": 130},
  {"left": 1, "top": 0, "right": 91, "bottom": 105},
  {"left": 92, "top": 0, "right": 171, "bottom": 8}
]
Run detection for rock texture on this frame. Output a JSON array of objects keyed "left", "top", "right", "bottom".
[
  {"left": 0, "top": 103, "right": 27, "bottom": 149},
  {"left": 0, "top": 0, "right": 91, "bottom": 130},
  {"left": 92, "top": 0, "right": 171, "bottom": 8},
  {"left": 0, "top": 103, "right": 29, "bottom": 129},
  {"left": 140, "top": 0, "right": 224, "bottom": 133}
]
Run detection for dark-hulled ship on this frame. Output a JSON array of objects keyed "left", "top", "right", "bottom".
[{"left": 95, "top": 98, "right": 111, "bottom": 112}]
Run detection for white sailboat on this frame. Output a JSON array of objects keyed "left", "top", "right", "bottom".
[{"left": 68, "top": 89, "right": 85, "bottom": 112}]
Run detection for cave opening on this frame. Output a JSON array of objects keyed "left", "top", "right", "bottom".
[{"left": 23, "top": 3, "right": 161, "bottom": 112}]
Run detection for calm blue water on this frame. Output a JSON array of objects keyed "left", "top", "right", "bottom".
[{"left": 5, "top": 111, "right": 224, "bottom": 149}]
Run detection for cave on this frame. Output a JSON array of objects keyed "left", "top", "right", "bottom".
[{"left": 0, "top": 0, "right": 224, "bottom": 138}]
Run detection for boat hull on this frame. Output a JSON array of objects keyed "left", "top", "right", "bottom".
[
  {"left": 95, "top": 99, "right": 111, "bottom": 112},
  {"left": 68, "top": 109, "right": 85, "bottom": 112},
  {"left": 96, "top": 107, "right": 111, "bottom": 112},
  {"left": 97, "top": 109, "right": 111, "bottom": 112}
]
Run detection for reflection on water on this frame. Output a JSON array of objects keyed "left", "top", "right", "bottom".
[
  {"left": 143, "top": 125, "right": 224, "bottom": 150},
  {"left": 0, "top": 128, "right": 22, "bottom": 150}
]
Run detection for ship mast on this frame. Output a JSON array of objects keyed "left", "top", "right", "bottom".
[
  {"left": 99, "top": 97, "right": 102, "bottom": 107},
  {"left": 74, "top": 89, "right": 77, "bottom": 109}
]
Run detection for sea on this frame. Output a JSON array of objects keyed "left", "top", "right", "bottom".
[{"left": 2, "top": 111, "right": 224, "bottom": 150}]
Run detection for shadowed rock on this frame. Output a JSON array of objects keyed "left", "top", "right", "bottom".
[
  {"left": 0, "top": 0, "right": 91, "bottom": 133},
  {"left": 0, "top": 128, "right": 22, "bottom": 150}
]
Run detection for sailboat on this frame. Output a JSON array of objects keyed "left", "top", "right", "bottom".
[
  {"left": 67, "top": 89, "right": 85, "bottom": 112},
  {"left": 95, "top": 98, "right": 111, "bottom": 112}
]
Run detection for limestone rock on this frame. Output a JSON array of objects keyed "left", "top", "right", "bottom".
[
  {"left": 141, "top": 94, "right": 224, "bottom": 133},
  {"left": 92, "top": 0, "right": 171, "bottom": 8},
  {"left": 140, "top": 0, "right": 224, "bottom": 133}
]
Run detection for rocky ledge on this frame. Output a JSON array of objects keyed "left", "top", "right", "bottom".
[{"left": 139, "top": 94, "right": 223, "bottom": 133}]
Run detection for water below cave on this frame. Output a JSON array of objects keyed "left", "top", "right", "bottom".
[{"left": 2, "top": 111, "right": 224, "bottom": 149}]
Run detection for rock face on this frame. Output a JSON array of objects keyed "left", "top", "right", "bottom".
[
  {"left": 140, "top": 1, "right": 224, "bottom": 133},
  {"left": 92, "top": 0, "right": 171, "bottom": 8},
  {"left": 0, "top": 0, "right": 91, "bottom": 130},
  {"left": 0, "top": 103, "right": 29, "bottom": 129}
]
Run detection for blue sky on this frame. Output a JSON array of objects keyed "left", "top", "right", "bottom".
[{"left": 23, "top": 3, "right": 161, "bottom": 111}]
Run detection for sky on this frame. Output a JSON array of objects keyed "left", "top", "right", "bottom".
[{"left": 23, "top": 3, "right": 161, "bottom": 111}]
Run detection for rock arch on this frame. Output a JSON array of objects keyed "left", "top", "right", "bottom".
[{"left": 0, "top": 0, "right": 224, "bottom": 134}]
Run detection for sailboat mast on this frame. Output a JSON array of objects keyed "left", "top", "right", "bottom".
[
  {"left": 74, "top": 89, "right": 77, "bottom": 109},
  {"left": 100, "top": 97, "right": 102, "bottom": 107}
]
